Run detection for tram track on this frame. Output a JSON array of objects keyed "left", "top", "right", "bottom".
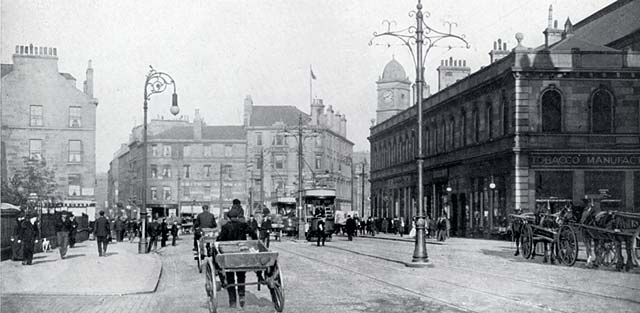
[
  {"left": 277, "top": 243, "right": 574, "bottom": 313},
  {"left": 325, "top": 243, "right": 640, "bottom": 307}
]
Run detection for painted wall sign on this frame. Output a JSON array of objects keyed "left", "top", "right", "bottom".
[{"left": 530, "top": 154, "right": 640, "bottom": 167}]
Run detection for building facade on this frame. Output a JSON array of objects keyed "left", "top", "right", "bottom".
[
  {"left": 109, "top": 111, "right": 247, "bottom": 218},
  {"left": 369, "top": 1, "right": 640, "bottom": 238},
  {"left": 243, "top": 96, "right": 354, "bottom": 212},
  {"left": 1, "top": 44, "right": 97, "bottom": 213}
]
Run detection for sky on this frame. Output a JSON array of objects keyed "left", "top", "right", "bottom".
[{"left": 1, "top": 0, "right": 614, "bottom": 173}]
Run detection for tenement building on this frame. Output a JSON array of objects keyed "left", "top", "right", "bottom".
[
  {"left": 108, "top": 110, "right": 247, "bottom": 218},
  {"left": 369, "top": 1, "right": 640, "bottom": 238},
  {"left": 243, "top": 96, "right": 354, "bottom": 212},
  {"left": 1, "top": 44, "right": 98, "bottom": 214}
]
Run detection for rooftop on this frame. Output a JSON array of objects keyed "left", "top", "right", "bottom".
[
  {"left": 249, "top": 105, "right": 308, "bottom": 127},
  {"left": 150, "top": 125, "right": 246, "bottom": 141}
]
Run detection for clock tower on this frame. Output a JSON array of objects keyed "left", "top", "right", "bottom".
[{"left": 376, "top": 57, "right": 412, "bottom": 124}]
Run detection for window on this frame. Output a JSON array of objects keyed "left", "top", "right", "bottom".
[
  {"left": 183, "top": 145, "right": 191, "bottom": 157},
  {"left": 162, "top": 165, "right": 171, "bottom": 178},
  {"left": 69, "top": 106, "right": 81, "bottom": 128},
  {"left": 315, "top": 155, "right": 322, "bottom": 169},
  {"left": 151, "top": 145, "right": 159, "bottom": 157},
  {"left": 449, "top": 118, "right": 455, "bottom": 149},
  {"left": 183, "top": 186, "right": 190, "bottom": 197},
  {"left": 68, "top": 140, "right": 82, "bottom": 162},
  {"left": 541, "top": 89, "right": 562, "bottom": 132},
  {"left": 461, "top": 109, "right": 467, "bottom": 146},
  {"left": 163, "top": 145, "right": 172, "bottom": 157},
  {"left": 256, "top": 156, "right": 263, "bottom": 170},
  {"left": 203, "top": 185, "right": 211, "bottom": 197},
  {"left": 224, "top": 145, "right": 232, "bottom": 157},
  {"left": 204, "top": 165, "right": 211, "bottom": 177},
  {"left": 30, "top": 105, "right": 43, "bottom": 126},
  {"left": 204, "top": 145, "right": 212, "bottom": 157},
  {"left": 256, "top": 132, "right": 263, "bottom": 146},
  {"left": 150, "top": 187, "right": 158, "bottom": 200},
  {"left": 591, "top": 89, "right": 613, "bottom": 133},
  {"left": 274, "top": 134, "right": 284, "bottom": 146},
  {"left": 222, "top": 165, "right": 233, "bottom": 180},
  {"left": 151, "top": 165, "right": 158, "bottom": 178},
  {"left": 68, "top": 174, "right": 81, "bottom": 196},
  {"left": 29, "top": 139, "right": 42, "bottom": 160},
  {"left": 163, "top": 186, "right": 171, "bottom": 200},
  {"left": 486, "top": 103, "right": 493, "bottom": 139},
  {"left": 473, "top": 109, "right": 479, "bottom": 142},
  {"left": 275, "top": 155, "right": 285, "bottom": 169},
  {"left": 502, "top": 91, "right": 509, "bottom": 136},
  {"left": 183, "top": 165, "right": 190, "bottom": 178}
]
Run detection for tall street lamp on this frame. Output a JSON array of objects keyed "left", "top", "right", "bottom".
[
  {"left": 370, "top": 0, "right": 468, "bottom": 267},
  {"left": 140, "top": 66, "right": 179, "bottom": 254}
]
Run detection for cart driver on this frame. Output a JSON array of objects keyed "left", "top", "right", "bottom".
[
  {"left": 217, "top": 199, "right": 256, "bottom": 308},
  {"left": 193, "top": 205, "right": 217, "bottom": 253}
]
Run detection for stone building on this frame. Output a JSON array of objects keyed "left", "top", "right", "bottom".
[
  {"left": 243, "top": 96, "right": 354, "bottom": 212},
  {"left": 1, "top": 44, "right": 97, "bottom": 212},
  {"left": 108, "top": 111, "right": 247, "bottom": 218},
  {"left": 369, "top": 1, "right": 640, "bottom": 238}
]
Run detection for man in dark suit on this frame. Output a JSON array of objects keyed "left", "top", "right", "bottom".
[
  {"left": 217, "top": 201, "right": 256, "bottom": 308},
  {"left": 94, "top": 210, "right": 111, "bottom": 257},
  {"left": 69, "top": 215, "right": 79, "bottom": 248},
  {"left": 146, "top": 217, "right": 160, "bottom": 253},
  {"left": 20, "top": 214, "right": 39, "bottom": 265},
  {"left": 194, "top": 205, "right": 217, "bottom": 252},
  {"left": 345, "top": 215, "right": 357, "bottom": 241},
  {"left": 54, "top": 213, "right": 72, "bottom": 259}
]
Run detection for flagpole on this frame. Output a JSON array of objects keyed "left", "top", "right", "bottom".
[{"left": 309, "top": 65, "right": 313, "bottom": 106}]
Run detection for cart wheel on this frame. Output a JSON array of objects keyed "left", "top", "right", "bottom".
[
  {"left": 521, "top": 224, "right": 533, "bottom": 259},
  {"left": 196, "top": 239, "right": 203, "bottom": 273},
  {"left": 632, "top": 227, "right": 640, "bottom": 266},
  {"left": 268, "top": 262, "right": 285, "bottom": 312},
  {"left": 558, "top": 225, "right": 578, "bottom": 266},
  {"left": 205, "top": 260, "right": 218, "bottom": 313}
]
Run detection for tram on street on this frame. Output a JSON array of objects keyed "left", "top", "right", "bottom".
[
  {"left": 303, "top": 188, "right": 336, "bottom": 241},
  {"left": 270, "top": 197, "right": 298, "bottom": 236}
]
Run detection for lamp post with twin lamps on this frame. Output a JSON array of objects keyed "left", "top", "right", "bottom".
[
  {"left": 140, "top": 66, "right": 179, "bottom": 254},
  {"left": 370, "top": 0, "right": 469, "bottom": 267}
]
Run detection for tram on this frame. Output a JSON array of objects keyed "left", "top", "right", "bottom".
[
  {"left": 270, "top": 197, "right": 298, "bottom": 236},
  {"left": 303, "top": 188, "right": 336, "bottom": 241}
]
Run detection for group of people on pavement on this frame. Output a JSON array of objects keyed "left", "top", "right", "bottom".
[{"left": 11, "top": 211, "right": 80, "bottom": 265}]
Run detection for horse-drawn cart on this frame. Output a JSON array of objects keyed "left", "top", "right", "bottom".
[
  {"left": 204, "top": 240, "right": 285, "bottom": 313},
  {"left": 510, "top": 212, "right": 577, "bottom": 265}
]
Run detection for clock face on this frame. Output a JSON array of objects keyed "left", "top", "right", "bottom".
[{"left": 383, "top": 90, "right": 393, "bottom": 103}]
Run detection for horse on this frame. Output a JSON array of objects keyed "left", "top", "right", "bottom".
[
  {"left": 531, "top": 211, "right": 562, "bottom": 264},
  {"left": 579, "top": 205, "right": 633, "bottom": 271}
]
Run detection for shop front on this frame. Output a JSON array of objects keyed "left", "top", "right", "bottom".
[{"left": 529, "top": 153, "right": 640, "bottom": 212}]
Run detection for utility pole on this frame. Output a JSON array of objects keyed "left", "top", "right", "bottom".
[
  {"left": 219, "top": 163, "right": 224, "bottom": 212},
  {"left": 360, "top": 160, "right": 367, "bottom": 218},
  {"left": 297, "top": 115, "right": 305, "bottom": 240},
  {"left": 260, "top": 148, "right": 264, "bottom": 208},
  {"left": 351, "top": 158, "right": 355, "bottom": 213}
]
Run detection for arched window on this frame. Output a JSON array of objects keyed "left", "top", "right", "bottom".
[
  {"left": 591, "top": 89, "right": 613, "bottom": 133},
  {"left": 473, "top": 108, "right": 479, "bottom": 143},
  {"left": 541, "top": 89, "right": 562, "bottom": 132},
  {"left": 502, "top": 90, "right": 509, "bottom": 136},
  {"left": 461, "top": 109, "right": 467, "bottom": 146},
  {"left": 486, "top": 102, "right": 493, "bottom": 139}
]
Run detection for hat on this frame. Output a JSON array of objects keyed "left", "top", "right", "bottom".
[
  {"left": 227, "top": 207, "right": 243, "bottom": 219},
  {"left": 232, "top": 199, "right": 241, "bottom": 205},
  {"left": 262, "top": 208, "right": 271, "bottom": 215}
]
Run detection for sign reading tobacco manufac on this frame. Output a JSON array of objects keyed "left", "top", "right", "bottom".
[{"left": 530, "top": 154, "right": 640, "bottom": 168}]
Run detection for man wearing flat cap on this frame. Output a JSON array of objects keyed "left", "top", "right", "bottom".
[
  {"left": 217, "top": 199, "right": 256, "bottom": 308},
  {"left": 194, "top": 204, "right": 217, "bottom": 252}
]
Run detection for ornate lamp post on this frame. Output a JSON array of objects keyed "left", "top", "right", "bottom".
[
  {"left": 140, "top": 66, "right": 179, "bottom": 254},
  {"left": 370, "top": 0, "right": 468, "bottom": 267}
]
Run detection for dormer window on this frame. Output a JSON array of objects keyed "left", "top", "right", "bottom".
[{"left": 69, "top": 106, "right": 81, "bottom": 128}]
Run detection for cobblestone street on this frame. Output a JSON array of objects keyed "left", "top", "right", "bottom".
[{"left": 2, "top": 235, "right": 638, "bottom": 313}]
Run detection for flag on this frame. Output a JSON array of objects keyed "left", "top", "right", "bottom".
[{"left": 310, "top": 67, "right": 317, "bottom": 80}]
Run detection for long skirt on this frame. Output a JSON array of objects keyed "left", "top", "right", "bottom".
[{"left": 11, "top": 239, "right": 23, "bottom": 261}]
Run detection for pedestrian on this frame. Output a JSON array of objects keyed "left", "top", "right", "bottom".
[
  {"left": 382, "top": 217, "right": 389, "bottom": 234},
  {"left": 20, "top": 214, "right": 39, "bottom": 265},
  {"left": 427, "top": 214, "right": 435, "bottom": 239},
  {"left": 408, "top": 219, "right": 416, "bottom": 238},
  {"left": 315, "top": 213, "right": 327, "bottom": 246},
  {"left": 216, "top": 202, "right": 256, "bottom": 308},
  {"left": 248, "top": 215, "right": 259, "bottom": 239},
  {"left": 171, "top": 221, "right": 179, "bottom": 246},
  {"left": 54, "top": 213, "right": 72, "bottom": 259},
  {"left": 259, "top": 210, "right": 272, "bottom": 248},
  {"left": 115, "top": 216, "right": 125, "bottom": 242},
  {"left": 69, "top": 215, "right": 78, "bottom": 248},
  {"left": 11, "top": 214, "right": 25, "bottom": 261},
  {"left": 359, "top": 218, "right": 366, "bottom": 236},
  {"left": 194, "top": 204, "right": 217, "bottom": 254},
  {"left": 399, "top": 216, "right": 406, "bottom": 237},
  {"left": 146, "top": 217, "right": 160, "bottom": 253},
  {"left": 345, "top": 215, "right": 357, "bottom": 241},
  {"left": 366, "top": 217, "right": 373, "bottom": 236},
  {"left": 127, "top": 218, "right": 137, "bottom": 242},
  {"left": 437, "top": 216, "right": 447, "bottom": 242},
  {"left": 95, "top": 210, "right": 111, "bottom": 257},
  {"left": 160, "top": 218, "right": 169, "bottom": 248}
]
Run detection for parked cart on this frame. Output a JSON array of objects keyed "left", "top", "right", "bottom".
[{"left": 204, "top": 240, "right": 284, "bottom": 313}]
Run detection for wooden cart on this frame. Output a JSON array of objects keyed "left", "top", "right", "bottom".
[
  {"left": 194, "top": 228, "right": 217, "bottom": 273},
  {"left": 204, "top": 240, "right": 284, "bottom": 313}
]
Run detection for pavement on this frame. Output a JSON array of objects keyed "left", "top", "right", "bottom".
[{"left": 0, "top": 239, "right": 162, "bottom": 296}]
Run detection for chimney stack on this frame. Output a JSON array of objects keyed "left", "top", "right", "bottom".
[
  {"left": 543, "top": 5, "right": 563, "bottom": 48},
  {"left": 83, "top": 59, "right": 94, "bottom": 98}
]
